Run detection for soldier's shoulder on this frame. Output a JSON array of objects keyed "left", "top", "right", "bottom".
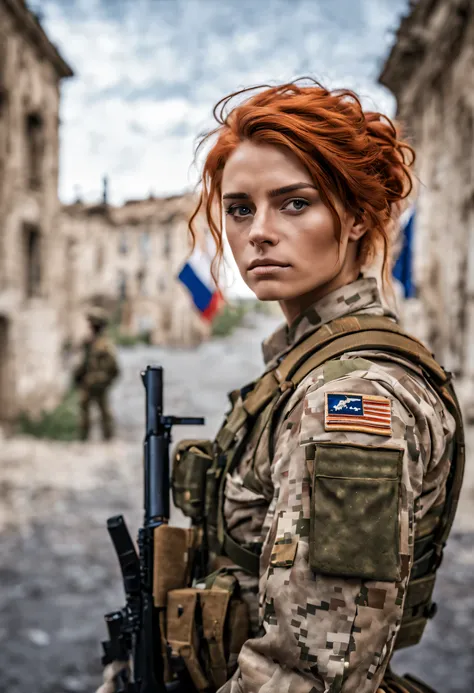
[
  {"left": 298, "top": 350, "right": 437, "bottom": 403},
  {"left": 277, "top": 345, "right": 455, "bottom": 444},
  {"left": 297, "top": 350, "right": 455, "bottom": 443}
]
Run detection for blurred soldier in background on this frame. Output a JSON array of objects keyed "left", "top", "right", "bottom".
[{"left": 73, "top": 307, "right": 120, "bottom": 441}]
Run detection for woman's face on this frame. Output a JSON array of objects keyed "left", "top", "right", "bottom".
[{"left": 221, "top": 140, "right": 366, "bottom": 324}]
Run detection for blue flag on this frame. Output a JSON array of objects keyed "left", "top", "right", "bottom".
[{"left": 393, "top": 207, "right": 416, "bottom": 299}]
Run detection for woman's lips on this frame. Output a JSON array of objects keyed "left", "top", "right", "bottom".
[{"left": 248, "top": 264, "right": 291, "bottom": 276}]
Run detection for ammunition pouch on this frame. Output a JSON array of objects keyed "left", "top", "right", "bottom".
[
  {"left": 172, "top": 440, "right": 214, "bottom": 523},
  {"left": 152, "top": 524, "right": 249, "bottom": 691},
  {"left": 153, "top": 525, "right": 201, "bottom": 608},
  {"left": 166, "top": 569, "right": 249, "bottom": 692},
  {"left": 152, "top": 524, "right": 203, "bottom": 684}
]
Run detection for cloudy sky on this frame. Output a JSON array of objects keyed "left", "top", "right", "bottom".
[{"left": 37, "top": 0, "right": 410, "bottom": 207}]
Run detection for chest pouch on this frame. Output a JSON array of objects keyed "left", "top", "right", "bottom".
[{"left": 171, "top": 439, "right": 213, "bottom": 523}]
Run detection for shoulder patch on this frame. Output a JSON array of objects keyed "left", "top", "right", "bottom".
[{"left": 324, "top": 392, "right": 392, "bottom": 436}]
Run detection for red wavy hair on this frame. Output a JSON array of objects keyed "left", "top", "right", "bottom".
[{"left": 189, "top": 79, "right": 415, "bottom": 287}]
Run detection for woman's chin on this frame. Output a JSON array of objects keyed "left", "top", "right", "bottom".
[{"left": 251, "top": 284, "right": 287, "bottom": 302}]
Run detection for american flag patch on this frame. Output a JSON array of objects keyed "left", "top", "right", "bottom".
[{"left": 324, "top": 392, "right": 392, "bottom": 436}]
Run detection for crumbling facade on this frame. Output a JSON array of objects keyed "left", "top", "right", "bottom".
[
  {"left": 60, "top": 194, "right": 210, "bottom": 348},
  {"left": 379, "top": 0, "right": 474, "bottom": 411},
  {"left": 0, "top": 0, "right": 209, "bottom": 422},
  {"left": 0, "top": 0, "right": 73, "bottom": 420},
  {"left": 0, "top": 2, "right": 210, "bottom": 425}
]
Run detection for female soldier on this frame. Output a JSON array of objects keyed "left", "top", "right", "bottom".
[{"left": 99, "top": 81, "right": 464, "bottom": 693}]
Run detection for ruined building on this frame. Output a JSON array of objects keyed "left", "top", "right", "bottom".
[
  {"left": 60, "top": 193, "right": 210, "bottom": 348},
  {"left": 0, "top": 3, "right": 211, "bottom": 425},
  {"left": 0, "top": 0, "right": 73, "bottom": 421},
  {"left": 379, "top": 0, "right": 474, "bottom": 411}
]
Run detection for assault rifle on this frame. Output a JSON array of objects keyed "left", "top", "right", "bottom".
[{"left": 101, "top": 365, "right": 204, "bottom": 692}]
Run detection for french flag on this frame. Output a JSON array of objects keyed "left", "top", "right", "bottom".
[{"left": 178, "top": 247, "right": 224, "bottom": 321}]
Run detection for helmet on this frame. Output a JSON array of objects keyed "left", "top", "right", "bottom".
[{"left": 86, "top": 306, "right": 108, "bottom": 328}]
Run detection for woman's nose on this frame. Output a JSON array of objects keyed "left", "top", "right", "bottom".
[{"left": 248, "top": 211, "right": 279, "bottom": 247}]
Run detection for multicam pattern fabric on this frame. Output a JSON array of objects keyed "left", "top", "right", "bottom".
[
  {"left": 74, "top": 334, "right": 120, "bottom": 440},
  {"left": 74, "top": 335, "right": 120, "bottom": 392},
  {"left": 219, "top": 277, "right": 456, "bottom": 693}
]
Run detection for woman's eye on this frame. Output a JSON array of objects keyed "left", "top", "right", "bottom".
[
  {"left": 283, "top": 198, "right": 309, "bottom": 212},
  {"left": 226, "top": 205, "right": 252, "bottom": 219}
]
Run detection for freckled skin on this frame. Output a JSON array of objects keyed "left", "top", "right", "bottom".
[{"left": 222, "top": 141, "right": 366, "bottom": 325}]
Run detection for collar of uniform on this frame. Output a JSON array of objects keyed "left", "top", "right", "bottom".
[{"left": 261, "top": 277, "right": 393, "bottom": 366}]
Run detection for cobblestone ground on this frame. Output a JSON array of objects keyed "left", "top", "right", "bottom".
[{"left": 0, "top": 312, "right": 472, "bottom": 693}]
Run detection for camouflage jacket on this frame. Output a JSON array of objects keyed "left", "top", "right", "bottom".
[
  {"left": 219, "top": 277, "right": 456, "bottom": 693},
  {"left": 74, "top": 335, "right": 120, "bottom": 392}
]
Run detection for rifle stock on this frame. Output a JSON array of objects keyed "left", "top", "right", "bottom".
[{"left": 101, "top": 365, "right": 204, "bottom": 693}]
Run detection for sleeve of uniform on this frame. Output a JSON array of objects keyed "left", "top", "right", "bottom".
[{"left": 225, "top": 358, "right": 442, "bottom": 693}]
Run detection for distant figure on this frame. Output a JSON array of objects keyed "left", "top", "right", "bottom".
[{"left": 73, "top": 307, "right": 120, "bottom": 441}]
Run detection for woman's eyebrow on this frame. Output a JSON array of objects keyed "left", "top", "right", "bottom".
[
  {"left": 222, "top": 191, "right": 250, "bottom": 200},
  {"left": 268, "top": 183, "right": 317, "bottom": 197},
  {"left": 222, "top": 183, "right": 317, "bottom": 201}
]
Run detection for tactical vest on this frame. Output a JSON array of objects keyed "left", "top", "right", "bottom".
[{"left": 172, "top": 315, "right": 465, "bottom": 653}]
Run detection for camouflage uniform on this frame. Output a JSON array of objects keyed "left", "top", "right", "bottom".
[
  {"left": 74, "top": 309, "right": 120, "bottom": 441},
  {"left": 218, "top": 276, "right": 456, "bottom": 693}
]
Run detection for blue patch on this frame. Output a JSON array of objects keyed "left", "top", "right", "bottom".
[{"left": 327, "top": 394, "right": 364, "bottom": 416}]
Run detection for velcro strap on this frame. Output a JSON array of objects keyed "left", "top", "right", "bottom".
[
  {"left": 243, "top": 371, "right": 280, "bottom": 416},
  {"left": 216, "top": 373, "right": 282, "bottom": 453},
  {"left": 223, "top": 531, "right": 261, "bottom": 576}
]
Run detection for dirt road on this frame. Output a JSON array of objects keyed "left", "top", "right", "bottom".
[{"left": 0, "top": 313, "right": 472, "bottom": 692}]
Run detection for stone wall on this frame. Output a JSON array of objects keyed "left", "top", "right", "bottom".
[
  {"left": 379, "top": 0, "right": 474, "bottom": 412},
  {"left": 0, "top": 3, "right": 210, "bottom": 423},
  {"left": 0, "top": 0, "right": 73, "bottom": 420}
]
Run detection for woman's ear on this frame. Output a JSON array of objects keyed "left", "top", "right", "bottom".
[{"left": 348, "top": 217, "right": 367, "bottom": 242}]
